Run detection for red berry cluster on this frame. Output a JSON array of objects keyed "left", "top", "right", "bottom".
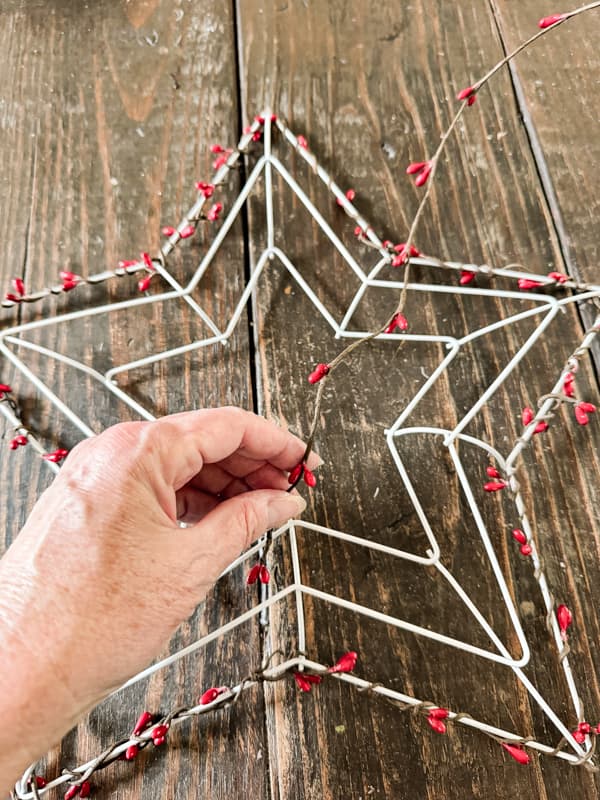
[
  {"left": 247, "top": 562, "right": 270, "bottom": 585},
  {"left": 5, "top": 277, "right": 25, "bottom": 303},
  {"left": 288, "top": 461, "right": 317, "bottom": 488},
  {"left": 210, "top": 144, "right": 234, "bottom": 171},
  {"left": 293, "top": 651, "right": 358, "bottom": 692}
]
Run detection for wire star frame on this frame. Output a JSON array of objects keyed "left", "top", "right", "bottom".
[{"left": 3, "top": 9, "right": 600, "bottom": 796}]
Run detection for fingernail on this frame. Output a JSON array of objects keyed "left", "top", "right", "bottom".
[
  {"left": 293, "top": 494, "right": 307, "bottom": 514},
  {"left": 268, "top": 493, "right": 306, "bottom": 528},
  {"left": 309, "top": 452, "right": 324, "bottom": 468}
]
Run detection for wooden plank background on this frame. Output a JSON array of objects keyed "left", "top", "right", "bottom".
[{"left": 0, "top": 1, "right": 599, "bottom": 799}]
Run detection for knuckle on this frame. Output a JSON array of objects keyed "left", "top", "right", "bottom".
[
  {"left": 67, "top": 435, "right": 95, "bottom": 458},
  {"left": 68, "top": 421, "right": 150, "bottom": 467},
  {"left": 222, "top": 405, "right": 249, "bottom": 423},
  {"left": 100, "top": 421, "right": 148, "bottom": 450},
  {"left": 236, "top": 497, "right": 264, "bottom": 542}
]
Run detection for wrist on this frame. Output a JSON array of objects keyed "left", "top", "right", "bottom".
[{"left": 0, "top": 565, "right": 91, "bottom": 794}]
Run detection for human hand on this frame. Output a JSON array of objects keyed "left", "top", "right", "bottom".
[{"left": 0, "top": 408, "right": 316, "bottom": 789}]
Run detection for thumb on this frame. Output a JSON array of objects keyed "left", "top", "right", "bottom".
[{"left": 176, "top": 489, "right": 307, "bottom": 585}]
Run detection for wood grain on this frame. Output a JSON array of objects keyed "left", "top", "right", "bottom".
[
  {"left": 0, "top": 1, "right": 599, "bottom": 799},
  {"left": 488, "top": 0, "right": 600, "bottom": 365},
  {"left": 0, "top": 1, "right": 269, "bottom": 799},
  {"left": 490, "top": 1, "right": 599, "bottom": 285},
  {"left": 237, "top": 1, "right": 600, "bottom": 798}
]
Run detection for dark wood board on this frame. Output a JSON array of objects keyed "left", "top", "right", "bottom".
[
  {"left": 489, "top": 0, "right": 600, "bottom": 363},
  {"left": 489, "top": 0, "right": 599, "bottom": 286},
  {"left": 237, "top": 1, "right": 600, "bottom": 799},
  {"left": 0, "top": 1, "right": 599, "bottom": 800},
  {"left": 0, "top": 2, "right": 269, "bottom": 800}
]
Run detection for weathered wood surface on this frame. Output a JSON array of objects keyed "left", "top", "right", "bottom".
[
  {"left": 0, "top": 1, "right": 599, "bottom": 799},
  {"left": 239, "top": 2, "right": 600, "bottom": 799},
  {"left": 0, "top": 1, "right": 268, "bottom": 799}
]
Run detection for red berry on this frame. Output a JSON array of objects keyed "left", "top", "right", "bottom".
[
  {"left": 501, "top": 742, "right": 530, "bottom": 764},
  {"left": 133, "top": 711, "right": 154, "bottom": 736},
  {"left": 548, "top": 271, "right": 568, "bottom": 283},
  {"left": 293, "top": 672, "right": 321, "bottom": 692},
  {"left": 538, "top": 13, "right": 566, "bottom": 29},
  {"left": 200, "top": 687, "right": 226, "bottom": 705},
  {"left": 512, "top": 529, "right": 527, "bottom": 545},
  {"left": 195, "top": 182, "right": 215, "bottom": 198},
  {"left": 162, "top": 226, "right": 176, "bottom": 237},
  {"left": 575, "top": 402, "right": 596, "bottom": 425},
  {"left": 297, "top": 135, "right": 308, "bottom": 149},
  {"left": 486, "top": 466, "right": 501, "bottom": 478},
  {"left": 308, "top": 363, "right": 330, "bottom": 384},
  {"left": 141, "top": 252, "right": 154, "bottom": 271},
  {"left": 207, "top": 203, "right": 223, "bottom": 222},
  {"left": 394, "top": 242, "right": 420, "bottom": 257},
  {"left": 138, "top": 275, "right": 153, "bottom": 293},
  {"left": 484, "top": 481, "right": 506, "bottom": 492},
  {"left": 12, "top": 277, "right": 25, "bottom": 296},
  {"left": 288, "top": 462, "right": 304, "bottom": 484},
  {"left": 427, "top": 707, "right": 449, "bottom": 720},
  {"left": 406, "top": 161, "right": 427, "bottom": 175},
  {"left": 152, "top": 723, "right": 169, "bottom": 741},
  {"left": 336, "top": 189, "right": 356, "bottom": 206},
  {"left": 521, "top": 407, "right": 534, "bottom": 426},
  {"left": 303, "top": 466, "right": 317, "bottom": 488},
  {"left": 459, "top": 270, "right": 476, "bottom": 285},
  {"left": 125, "top": 744, "right": 139, "bottom": 760},
  {"left": 180, "top": 224, "right": 196, "bottom": 239},
  {"left": 520, "top": 544, "right": 532, "bottom": 557},
  {"left": 578, "top": 402, "right": 596, "bottom": 413},
  {"left": 427, "top": 716, "right": 447, "bottom": 734},
  {"left": 327, "top": 651, "right": 358, "bottom": 674},
  {"left": 457, "top": 86, "right": 476, "bottom": 103},
  {"left": 578, "top": 722, "right": 591, "bottom": 734},
  {"left": 563, "top": 373, "right": 575, "bottom": 397},
  {"left": 247, "top": 563, "right": 262, "bottom": 585},
  {"left": 42, "top": 448, "right": 68, "bottom": 463},
  {"left": 534, "top": 421, "right": 549, "bottom": 434},
  {"left": 213, "top": 155, "right": 229, "bottom": 170},
  {"left": 517, "top": 278, "right": 544, "bottom": 290},
  {"left": 414, "top": 164, "right": 432, "bottom": 187},
  {"left": 557, "top": 604, "right": 572, "bottom": 636},
  {"left": 384, "top": 313, "right": 408, "bottom": 334},
  {"left": 258, "top": 565, "right": 270, "bottom": 584}
]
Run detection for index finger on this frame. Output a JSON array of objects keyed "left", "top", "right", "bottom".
[{"left": 151, "top": 407, "right": 321, "bottom": 486}]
